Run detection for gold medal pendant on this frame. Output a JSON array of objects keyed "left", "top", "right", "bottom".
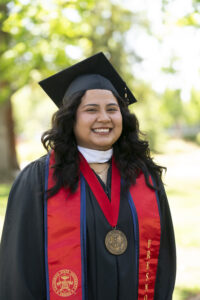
[{"left": 105, "top": 229, "right": 128, "bottom": 255}]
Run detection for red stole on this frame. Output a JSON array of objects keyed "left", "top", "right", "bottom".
[
  {"left": 129, "top": 174, "right": 161, "bottom": 300},
  {"left": 44, "top": 151, "right": 161, "bottom": 300}
]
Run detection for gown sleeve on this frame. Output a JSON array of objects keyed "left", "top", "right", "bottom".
[
  {"left": 154, "top": 176, "right": 176, "bottom": 300},
  {"left": 0, "top": 156, "right": 46, "bottom": 300}
]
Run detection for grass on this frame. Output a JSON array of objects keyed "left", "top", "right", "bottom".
[
  {"left": 155, "top": 139, "right": 200, "bottom": 299},
  {"left": 0, "top": 184, "right": 11, "bottom": 217},
  {"left": 173, "top": 287, "right": 200, "bottom": 300},
  {"left": 0, "top": 138, "right": 200, "bottom": 300},
  {"left": 0, "top": 184, "right": 11, "bottom": 237},
  {"left": 166, "top": 177, "right": 200, "bottom": 299}
]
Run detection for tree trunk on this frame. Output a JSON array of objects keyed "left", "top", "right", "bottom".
[{"left": 0, "top": 99, "right": 19, "bottom": 182}]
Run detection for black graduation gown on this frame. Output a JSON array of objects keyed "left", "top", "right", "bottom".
[{"left": 0, "top": 156, "right": 176, "bottom": 300}]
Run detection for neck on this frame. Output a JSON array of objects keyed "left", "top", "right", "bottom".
[
  {"left": 89, "top": 162, "right": 110, "bottom": 184},
  {"left": 77, "top": 146, "right": 113, "bottom": 163}
]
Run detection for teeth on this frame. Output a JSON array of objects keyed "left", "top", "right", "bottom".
[{"left": 93, "top": 128, "right": 110, "bottom": 133}]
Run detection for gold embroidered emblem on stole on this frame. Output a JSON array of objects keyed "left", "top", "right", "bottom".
[{"left": 52, "top": 269, "right": 78, "bottom": 297}]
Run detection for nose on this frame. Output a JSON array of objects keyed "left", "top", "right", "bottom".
[{"left": 96, "top": 110, "right": 111, "bottom": 122}]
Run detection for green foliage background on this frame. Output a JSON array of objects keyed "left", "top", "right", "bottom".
[{"left": 1, "top": 0, "right": 200, "bottom": 153}]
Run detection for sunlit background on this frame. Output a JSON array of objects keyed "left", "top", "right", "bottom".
[{"left": 0, "top": 0, "right": 200, "bottom": 299}]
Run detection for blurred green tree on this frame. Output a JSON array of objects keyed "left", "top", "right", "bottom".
[
  {"left": 184, "top": 89, "right": 200, "bottom": 126},
  {"left": 0, "top": 0, "right": 145, "bottom": 178},
  {"left": 176, "top": 0, "right": 200, "bottom": 27},
  {"left": 130, "top": 80, "right": 167, "bottom": 152},
  {"left": 160, "top": 89, "right": 185, "bottom": 137},
  {"left": 0, "top": 2, "right": 19, "bottom": 180},
  {"left": 160, "top": 0, "right": 200, "bottom": 140},
  {"left": 162, "top": 0, "right": 200, "bottom": 21}
]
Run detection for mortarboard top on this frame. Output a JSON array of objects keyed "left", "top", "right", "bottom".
[{"left": 39, "top": 52, "right": 137, "bottom": 107}]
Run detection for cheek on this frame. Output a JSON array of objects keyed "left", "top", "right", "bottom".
[
  {"left": 115, "top": 114, "right": 123, "bottom": 131},
  {"left": 74, "top": 114, "right": 94, "bottom": 137},
  {"left": 77, "top": 115, "right": 95, "bottom": 129}
]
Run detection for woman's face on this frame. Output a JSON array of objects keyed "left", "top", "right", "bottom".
[{"left": 73, "top": 89, "right": 123, "bottom": 150}]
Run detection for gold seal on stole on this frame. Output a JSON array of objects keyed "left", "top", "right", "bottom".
[
  {"left": 105, "top": 229, "right": 128, "bottom": 255},
  {"left": 52, "top": 269, "right": 78, "bottom": 297}
]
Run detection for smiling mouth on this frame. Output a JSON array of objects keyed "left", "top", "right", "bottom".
[{"left": 92, "top": 128, "right": 112, "bottom": 133}]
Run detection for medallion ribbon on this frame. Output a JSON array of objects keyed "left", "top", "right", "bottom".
[{"left": 79, "top": 152, "right": 120, "bottom": 227}]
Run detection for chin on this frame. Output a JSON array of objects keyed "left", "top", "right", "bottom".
[
  {"left": 92, "top": 139, "right": 115, "bottom": 148},
  {"left": 91, "top": 144, "right": 113, "bottom": 151}
]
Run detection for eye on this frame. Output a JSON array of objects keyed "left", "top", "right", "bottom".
[
  {"left": 107, "top": 108, "right": 118, "bottom": 112},
  {"left": 86, "top": 109, "right": 97, "bottom": 112}
]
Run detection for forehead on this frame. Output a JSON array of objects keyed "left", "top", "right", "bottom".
[{"left": 80, "top": 89, "right": 118, "bottom": 106}]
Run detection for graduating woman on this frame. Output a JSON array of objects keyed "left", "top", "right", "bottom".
[{"left": 0, "top": 52, "right": 176, "bottom": 300}]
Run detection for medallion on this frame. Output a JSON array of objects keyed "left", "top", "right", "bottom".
[{"left": 105, "top": 229, "right": 128, "bottom": 255}]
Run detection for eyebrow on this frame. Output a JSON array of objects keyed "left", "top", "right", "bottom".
[{"left": 83, "top": 103, "right": 119, "bottom": 108}]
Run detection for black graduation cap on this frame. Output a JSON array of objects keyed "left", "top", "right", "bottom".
[{"left": 39, "top": 52, "right": 137, "bottom": 107}]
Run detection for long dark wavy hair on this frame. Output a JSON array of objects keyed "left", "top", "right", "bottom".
[{"left": 41, "top": 90, "right": 165, "bottom": 197}]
